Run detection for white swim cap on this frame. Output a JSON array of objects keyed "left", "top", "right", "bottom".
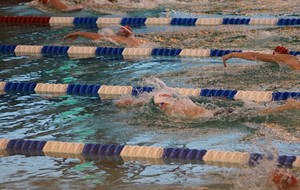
[{"left": 153, "top": 91, "right": 175, "bottom": 105}]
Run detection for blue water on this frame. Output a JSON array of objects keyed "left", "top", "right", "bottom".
[{"left": 0, "top": 1, "right": 300, "bottom": 190}]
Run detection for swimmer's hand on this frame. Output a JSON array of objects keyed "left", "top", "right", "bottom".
[
  {"left": 261, "top": 98, "right": 300, "bottom": 114},
  {"left": 63, "top": 32, "right": 82, "bottom": 41},
  {"left": 63, "top": 32, "right": 102, "bottom": 41},
  {"left": 286, "top": 98, "right": 300, "bottom": 108},
  {"left": 222, "top": 53, "right": 232, "bottom": 67}
]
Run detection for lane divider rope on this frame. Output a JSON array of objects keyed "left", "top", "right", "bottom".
[
  {"left": 0, "top": 81, "right": 299, "bottom": 102},
  {"left": 0, "top": 138, "right": 298, "bottom": 167},
  {"left": 1, "top": 44, "right": 300, "bottom": 58},
  {"left": 0, "top": 16, "right": 300, "bottom": 26}
]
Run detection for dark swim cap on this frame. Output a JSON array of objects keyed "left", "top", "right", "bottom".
[
  {"left": 120, "top": 25, "right": 133, "bottom": 37},
  {"left": 274, "top": 46, "right": 289, "bottom": 54}
]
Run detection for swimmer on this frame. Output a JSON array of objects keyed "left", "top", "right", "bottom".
[
  {"left": 63, "top": 25, "right": 149, "bottom": 47},
  {"left": 31, "top": 0, "right": 83, "bottom": 12},
  {"left": 223, "top": 46, "right": 300, "bottom": 70},
  {"left": 271, "top": 168, "right": 299, "bottom": 190},
  {"left": 116, "top": 90, "right": 300, "bottom": 118},
  {"left": 115, "top": 89, "right": 234, "bottom": 119},
  {"left": 261, "top": 98, "right": 300, "bottom": 114}
]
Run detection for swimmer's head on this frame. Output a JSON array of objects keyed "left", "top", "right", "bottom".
[
  {"left": 119, "top": 25, "right": 133, "bottom": 37},
  {"left": 272, "top": 169, "right": 299, "bottom": 190},
  {"left": 273, "top": 46, "right": 289, "bottom": 55},
  {"left": 153, "top": 91, "right": 175, "bottom": 106}
]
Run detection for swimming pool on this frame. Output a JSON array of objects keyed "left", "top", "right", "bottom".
[{"left": 0, "top": 1, "right": 300, "bottom": 189}]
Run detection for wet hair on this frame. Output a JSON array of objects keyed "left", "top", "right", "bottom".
[
  {"left": 38, "top": 0, "right": 49, "bottom": 4},
  {"left": 120, "top": 25, "right": 133, "bottom": 37},
  {"left": 274, "top": 46, "right": 289, "bottom": 54}
]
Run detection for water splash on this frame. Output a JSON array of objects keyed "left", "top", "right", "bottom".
[{"left": 84, "top": 0, "right": 195, "bottom": 14}]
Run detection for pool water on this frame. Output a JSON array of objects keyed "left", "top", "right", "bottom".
[{"left": 0, "top": 1, "right": 300, "bottom": 189}]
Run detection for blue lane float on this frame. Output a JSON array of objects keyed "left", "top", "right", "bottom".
[
  {"left": 210, "top": 49, "right": 243, "bottom": 57},
  {"left": 120, "top": 17, "right": 147, "bottom": 26},
  {"left": 41, "top": 45, "right": 70, "bottom": 55},
  {"left": 95, "top": 47, "right": 124, "bottom": 56},
  {"left": 131, "top": 86, "right": 154, "bottom": 96},
  {"left": 163, "top": 148, "right": 207, "bottom": 160},
  {"left": 151, "top": 48, "right": 182, "bottom": 56},
  {"left": 200, "top": 89, "right": 238, "bottom": 100},
  {"left": 6, "top": 139, "right": 47, "bottom": 156},
  {"left": 277, "top": 18, "right": 300, "bottom": 26},
  {"left": 66, "top": 84, "right": 101, "bottom": 96},
  {"left": 170, "top": 18, "right": 198, "bottom": 26},
  {"left": 0, "top": 44, "right": 16, "bottom": 54},
  {"left": 73, "top": 17, "right": 98, "bottom": 27},
  {"left": 82, "top": 144, "right": 125, "bottom": 157},
  {"left": 222, "top": 18, "right": 251, "bottom": 25},
  {"left": 272, "top": 92, "right": 300, "bottom": 101},
  {"left": 4, "top": 82, "right": 37, "bottom": 93}
]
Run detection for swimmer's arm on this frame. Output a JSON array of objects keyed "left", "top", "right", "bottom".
[
  {"left": 261, "top": 99, "right": 300, "bottom": 114},
  {"left": 63, "top": 32, "right": 103, "bottom": 41},
  {"left": 223, "top": 52, "right": 300, "bottom": 70},
  {"left": 261, "top": 104, "right": 293, "bottom": 114},
  {"left": 47, "top": 0, "right": 69, "bottom": 10},
  {"left": 48, "top": 0, "right": 83, "bottom": 12},
  {"left": 185, "top": 107, "right": 207, "bottom": 117},
  {"left": 277, "top": 55, "right": 300, "bottom": 70},
  {"left": 114, "top": 98, "right": 148, "bottom": 107},
  {"left": 165, "top": 103, "right": 207, "bottom": 118},
  {"left": 222, "top": 52, "right": 277, "bottom": 67}
]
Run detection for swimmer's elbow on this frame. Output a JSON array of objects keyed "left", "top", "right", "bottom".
[{"left": 289, "top": 65, "right": 300, "bottom": 71}]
